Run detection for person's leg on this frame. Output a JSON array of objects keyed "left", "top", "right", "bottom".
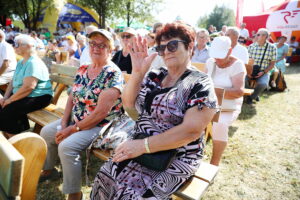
[
  {"left": 250, "top": 73, "right": 270, "bottom": 100},
  {"left": 40, "top": 119, "right": 62, "bottom": 174},
  {"left": 0, "top": 95, "right": 52, "bottom": 134},
  {"left": 211, "top": 111, "right": 240, "bottom": 166},
  {"left": 271, "top": 71, "right": 278, "bottom": 87},
  {"left": 58, "top": 126, "right": 101, "bottom": 199},
  {"left": 210, "top": 122, "right": 228, "bottom": 166}
]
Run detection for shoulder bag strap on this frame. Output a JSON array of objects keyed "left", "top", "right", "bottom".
[{"left": 259, "top": 42, "right": 269, "bottom": 67}]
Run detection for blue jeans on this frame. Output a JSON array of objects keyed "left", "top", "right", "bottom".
[{"left": 245, "top": 73, "right": 270, "bottom": 100}]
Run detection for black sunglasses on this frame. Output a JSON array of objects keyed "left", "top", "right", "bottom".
[{"left": 155, "top": 40, "right": 186, "bottom": 56}]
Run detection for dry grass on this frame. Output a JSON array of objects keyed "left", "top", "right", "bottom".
[{"left": 36, "top": 64, "right": 300, "bottom": 200}]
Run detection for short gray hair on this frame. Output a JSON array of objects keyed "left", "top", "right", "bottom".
[
  {"left": 257, "top": 28, "right": 270, "bottom": 37},
  {"left": 197, "top": 29, "right": 209, "bottom": 37},
  {"left": 227, "top": 27, "right": 240, "bottom": 37},
  {"left": 14, "top": 34, "right": 36, "bottom": 47}
]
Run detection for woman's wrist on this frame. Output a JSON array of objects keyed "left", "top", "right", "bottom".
[{"left": 144, "top": 138, "right": 151, "bottom": 153}]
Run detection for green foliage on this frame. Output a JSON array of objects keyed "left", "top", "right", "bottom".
[
  {"left": 75, "top": 0, "right": 162, "bottom": 28},
  {"left": 197, "top": 14, "right": 208, "bottom": 28},
  {"left": 120, "top": 0, "right": 163, "bottom": 27},
  {"left": 197, "top": 5, "right": 235, "bottom": 30},
  {"left": 2, "top": 0, "right": 53, "bottom": 30}
]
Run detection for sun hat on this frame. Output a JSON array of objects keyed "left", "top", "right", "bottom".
[
  {"left": 209, "top": 36, "right": 231, "bottom": 59},
  {"left": 66, "top": 35, "right": 76, "bottom": 43},
  {"left": 121, "top": 27, "right": 137, "bottom": 36}
]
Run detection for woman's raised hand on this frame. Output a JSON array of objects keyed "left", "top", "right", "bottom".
[{"left": 129, "top": 35, "right": 157, "bottom": 75}]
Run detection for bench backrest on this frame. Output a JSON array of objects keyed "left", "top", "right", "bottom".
[
  {"left": 0, "top": 134, "right": 24, "bottom": 200},
  {"left": 50, "top": 64, "right": 78, "bottom": 105},
  {"left": 192, "top": 62, "right": 206, "bottom": 72},
  {"left": 8, "top": 133, "right": 47, "bottom": 200}
]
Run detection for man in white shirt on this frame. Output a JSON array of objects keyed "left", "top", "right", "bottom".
[
  {"left": 191, "top": 29, "right": 210, "bottom": 63},
  {"left": 0, "top": 30, "right": 17, "bottom": 86},
  {"left": 226, "top": 27, "right": 249, "bottom": 64},
  {"left": 239, "top": 23, "right": 249, "bottom": 44},
  {"left": 80, "top": 25, "right": 98, "bottom": 66}
]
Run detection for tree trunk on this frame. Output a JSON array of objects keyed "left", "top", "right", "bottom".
[{"left": 126, "top": 2, "right": 130, "bottom": 27}]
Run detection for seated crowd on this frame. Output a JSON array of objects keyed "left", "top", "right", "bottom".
[{"left": 0, "top": 20, "right": 297, "bottom": 199}]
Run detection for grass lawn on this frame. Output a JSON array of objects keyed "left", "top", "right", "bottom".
[{"left": 36, "top": 63, "right": 300, "bottom": 200}]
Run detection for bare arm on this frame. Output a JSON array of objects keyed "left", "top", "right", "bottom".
[
  {"left": 61, "top": 93, "right": 74, "bottom": 129},
  {"left": 0, "top": 60, "right": 9, "bottom": 75},
  {"left": 113, "top": 106, "right": 216, "bottom": 162},
  {"left": 122, "top": 36, "right": 157, "bottom": 109},
  {"left": 224, "top": 72, "right": 245, "bottom": 99},
  {"left": 55, "top": 87, "right": 121, "bottom": 144}
]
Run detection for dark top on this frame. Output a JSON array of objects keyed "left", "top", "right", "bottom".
[{"left": 111, "top": 50, "right": 132, "bottom": 74}]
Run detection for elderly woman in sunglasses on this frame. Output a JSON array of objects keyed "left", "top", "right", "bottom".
[
  {"left": 112, "top": 27, "right": 137, "bottom": 74},
  {"left": 0, "top": 34, "right": 53, "bottom": 138},
  {"left": 40, "top": 29, "right": 123, "bottom": 200},
  {"left": 90, "top": 22, "right": 217, "bottom": 200}
]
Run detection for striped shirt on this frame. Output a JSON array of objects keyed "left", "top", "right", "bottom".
[{"left": 248, "top": 42, "right": 277, "bottom": 70}]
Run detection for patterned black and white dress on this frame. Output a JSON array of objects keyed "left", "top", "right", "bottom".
[{"left": 91, "top": 67, "right": 217, "bottom": 200}]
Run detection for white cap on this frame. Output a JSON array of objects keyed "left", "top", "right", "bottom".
[
  {"left": 88, "top": 29, "right": 113, "bottom": 44},
  {"left": 209, "top": 36, "right": 231, "bottom": 59}
]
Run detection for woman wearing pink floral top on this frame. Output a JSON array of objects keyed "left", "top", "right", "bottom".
[{"left": 40, "top": 29, "right": 123, "bottom": 200}]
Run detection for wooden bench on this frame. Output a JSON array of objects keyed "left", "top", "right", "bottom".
[
  {"left": 27, "top": 64, "right": 77, "bottom": 133},
  {"left": 0, "top": 132, "right": 47, "bottom": 200}
]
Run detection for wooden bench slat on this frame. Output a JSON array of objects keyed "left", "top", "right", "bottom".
[
  {"left": 27, "top": 109, "right": 61, "bottom": 127},
  {"left": 195, "top": 162, "right": 219, "bottom": 183},
  {"left": 244, "top": 88, "right": 254, "bottom": 96},
  {"left": 173, "top": 177, "right": 209, "bottom": 200},
  {"left": 0, "top": 134, "right": 24, "bottom": 197},
  {"left": 50, "top": 64, "right": 78, "bottom": 75},
  {"left": 50, "top": 75, "right": 75, "bottom": 86}
]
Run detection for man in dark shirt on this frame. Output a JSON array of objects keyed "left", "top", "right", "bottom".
[{"left": 112, "top": 27, "right": 137, "bottom": 74}]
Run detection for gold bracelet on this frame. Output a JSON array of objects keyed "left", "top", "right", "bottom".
[{"left": 144, "top": 138, "right": 151, "bottom": 153}]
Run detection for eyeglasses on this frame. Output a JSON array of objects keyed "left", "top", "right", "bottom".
[
  {"left": 256, "top": 34, "right": 265, "bottom": 37},
  {"left": 13, "top": 43, "right": 25, "bottom": 48},
  {"left": 89, "top": 41, "right": 108, "bottom": 49},
  {"left": 155, "top": 40, "right": 186, "bottom": 56},
  {"left": 121, "top": 34, "right": 132, "bottom": 39}
]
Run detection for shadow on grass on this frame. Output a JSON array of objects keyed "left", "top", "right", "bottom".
[
  {"left": 228, "top": 126, "right": 238, "bottom": 138},
  {"left": 238, "top": 103, "right": 257, "bottom": 120}
]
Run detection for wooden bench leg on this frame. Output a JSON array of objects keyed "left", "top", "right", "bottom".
[{"left": 32, "top": 124, "right": 42, "bottom": 134}]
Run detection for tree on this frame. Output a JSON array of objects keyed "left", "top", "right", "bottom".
[
  {"left": 122, "top": 0, "right": 163, "bottom": 27},
  {"left": 197, "top": 5, "right": 235, "bottom": 31},
  {"left": 1, "top": 0, "right": 53, "bottom": 31},
  {"left": 0, "top": 0, "right": 14, "bottom": 27},
  {"left": 75, "top": 0, "right": 123, "bottom": 28},
  {"left": 197, "top": 15, "right": 208, "bottom": 29}
]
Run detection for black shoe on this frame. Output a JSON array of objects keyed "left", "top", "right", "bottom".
[
  {"left": 39, "top": 169, "right": 60, "bottom": 182},
  {"left": 245, "top": 97, "right": 253, "bottom": 105},
  {"left": 255, "top": 96, "right": 260, "bottom": 102}
]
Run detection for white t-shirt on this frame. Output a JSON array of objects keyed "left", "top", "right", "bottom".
[
  {"left": 0, "top": 41, "right": 17, "bottom": 84},
  {"left": 80, "top": 45, "right": 91, "bottom": 66},
  {"left": 148, "top": 47, "right": 165, "bottom": 71},
  {"left": 240, "top": 28, "right": 249, "bottom": 39},
  {"left": 0, "top": 41, "right": 17, "bottom": 72},
  {"left": 205, "top": 57, "right": 246, "bottom": 105},
  {"left": 231, "top": 44, "right": 249, "bottom": 64}
]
